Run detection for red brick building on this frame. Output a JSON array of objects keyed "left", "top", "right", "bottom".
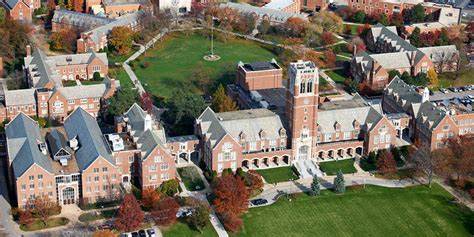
[
  {"left": 236, "top": 60, "right": 283, "bottom": 91},
  {"left": 1, "top": 0, "right": 32, "bottom": 21}
]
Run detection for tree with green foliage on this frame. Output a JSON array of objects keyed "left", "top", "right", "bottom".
[
  {"left": 310, "top": 174, "right": 321, "bottom": 196},
  {"left": 187, "top": 201, "right": 211, "bottom": 233},
  {"left": 93, "top": 72, "right": 101, "bottom": 81},
  {"left": 108, "top": 88, "right": 139, "bottom": 117},
  {"left": 353, "top": 10, "right": 366, "bottom": 23},
  {"left": 409, "top": 27, "right": 422, "bottom": 47},
  {"left": 379, "top": 14, "right": 390, "bottom": 26},
  {"left": 158, "top": 179, "right": 179, "bottom": 197},
  {"left": 333, "top": 170, "right": 345, "bottom": 194},
  {"left": 388, "top": 70, "right": 401, "bottom": 80},
  {"left": 408, "top": 4, "right": 425, "bottom": 23},
  {"left": 212, "top": 84, "right": 237, "bottom": 113},
  {"left": 162, "top": 90, "right": 205, "bottom": 135},
  {"left": 436, "top": 29, "right": 450, "bottom": 46}
]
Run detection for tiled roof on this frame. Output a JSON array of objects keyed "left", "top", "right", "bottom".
[{"left": 6, "top": 113, "right": 53, "bottom": 178}]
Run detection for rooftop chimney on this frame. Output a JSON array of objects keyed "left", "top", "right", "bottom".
[{"left": 26, "top": 45, "right": 31, "bottom": 57}]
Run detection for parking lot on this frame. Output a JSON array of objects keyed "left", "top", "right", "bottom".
[{"left": 430, "top": 86, "right": 474, "bottom": 102}]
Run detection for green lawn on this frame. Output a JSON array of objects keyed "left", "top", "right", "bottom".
[
  {"left": 112, "top": 66, "right": 134, "bottom": 89},
  {"left": 234, "top": 184, "right": 474, "bottom": 237},
  {"left": 20, "top": 217, "right": 69, "bottom": 231},
  {"left": 132, "top": 32, "right": 278, "bottom": 98},
  {"left": 325, "top": 68, "right": 347, "bottom": 83},
  {"left": 437, "top": 68, "right": 474, "bottom": 89},
  {"left": 81, "top": 80, "right": 103, "bottom": 86},
  {"left": 319, "top": 158, "right": 357, "bottom": 175},
  {"left": 344, "top": 24, "right": 359, "bottom": 36},
  {"left": 78, "top": 209, "right": 117, "bottom": 222},
  {"left": 256, "top": 166, "right": 299, "bottom": 184},
  {"left": 177, "top": 166, "right": 205, "bottom": 191},
  {"left": 63, "top": 80, "right": 77, "bottom": 87},
  {"left": 162, "top": 220, "right": 218, "bottom": 237}
]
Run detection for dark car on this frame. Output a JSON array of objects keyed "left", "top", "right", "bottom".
[
  {"left": 131, "top": 232, "right": 139, "bottom": 237},
  {"left": 97, "top": 224, "right": 113, "bottom": 231},
  {"left": 138, "top": 230, "right": 147, "bottom": 237},
  {"left": 146, "top": 229, "right": 156, "bottom": 237},
  {"left": 251, "top": 199, "right": 268, "bottom": 206}
]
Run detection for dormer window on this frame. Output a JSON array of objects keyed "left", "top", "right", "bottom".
[
  {"left": 353, "top": 120, "right": 360, "bottom": 130},
  {"left": 279, "top": 127, "right": 286, "bottom": 137},
  {"left": 239, "top": 131, "right": 246, "bottom": 141},
  {"left": 334, "top": 122, "right": 341, "bottom": 132},
  {"left": 259, "top": 129, "right": 266, "bottom": 139}
]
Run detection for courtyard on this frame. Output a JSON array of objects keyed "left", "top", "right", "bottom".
[
  {"left": 131, "top": 32, "right": 279, "bottom": 98},
  {"left": 234, "top": 184, "right": 474, "bottom": 236}
]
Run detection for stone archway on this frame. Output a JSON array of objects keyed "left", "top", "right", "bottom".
[
  {"left": 263, "top": 158, "right": 269, "bottom": 167},
  {"left": 282, "top": 155, "right": 289, "bottom": 165},
  {"left": 318, "top": 151, "right": 325, "bottom": 159},
  {"left": 328, "top": 150, "right": 335, "bottom": 158},
  {"left": 272, "top": 156, "right": 279, "bottom": 165},
  {"left": 337, "top": 149, "right": 344, "bottom": 158},
  {"left": 252, "top": 159, "right": 259, "bottom": 168},
  {"left": 242, "top": 160, "right": 249, "bottom": 169},
  {"left": 356, "top": 147, "right": 363, "bottom": 156},
  {"left": 347, "top": 148, "right": 353, "bottom": 157}
]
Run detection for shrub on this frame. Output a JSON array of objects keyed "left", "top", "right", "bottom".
[
  {"left": 159, "top": 179, "right": 180, "bottom": 196},
  {"left": 93, "top": 72, "right": 101, "bottom": 81}
]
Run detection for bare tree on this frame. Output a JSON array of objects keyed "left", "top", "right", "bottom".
[{"left": 409, "top": 145, "right": 436, "bottom": 187}]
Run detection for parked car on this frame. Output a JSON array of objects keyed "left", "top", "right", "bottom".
[
  {"left": 131, "top": 232, "right": 139, "bottom": 237},
  {"left": 440, "top": 88, "right": 449, "bottom": 93},
  {"left": 146, "top": 229, "right": 156, "bottom": 237},
  {"left": 251, "top": 199, "right": 268, "bottom": 206},
  {"left": 138, "top": 230, "right": 147, "bottom": 237},
  {"left": 449, "top": 87, "right": 460, "bottom": 92},
  {"left": 97, "top": 224, "right": 113, "bottom": 231},
  {"left": 120, "top": 234, "right": 132, "bottom": 237}
]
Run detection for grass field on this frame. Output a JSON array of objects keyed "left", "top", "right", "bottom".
[
  {"left": 234, "top": 184, "right": 474, "bottom": 237},
  {"left": 177, "top": 166, "right": 205, "bottom": 191},
  {"left": 325, "top": 69, "right": 347, "bottom": 83},
  {"left": 437, "top": 69, "right": 474, "bottom": 89},
  {"left": 20, "top": 217, "right": 69, "bottom": 231},
  {"left": 319, "top": 158, "right": 357, "bottom": 175},
  {"left": 256, "top": 166, "right": 299, "bottom": 184},
  {"left": 162, "top": 220, "right": 218, "bottom": 237},
  {"left": 132, "top": 32, "right": 278, "bottom": 98},
  {"left": 112, "top": 66, "right": 133, "bottom": 89}
]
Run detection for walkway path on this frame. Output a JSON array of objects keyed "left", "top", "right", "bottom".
[{"left": 435, "top": 180, "right": 474, "bottom": 211}]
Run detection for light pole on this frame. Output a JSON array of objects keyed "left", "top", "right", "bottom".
[{"left": 288, "top": 178, "right": 293, "bottom": 202}]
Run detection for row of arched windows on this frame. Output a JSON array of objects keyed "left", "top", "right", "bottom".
[{"left": 300, "top": 80, "right": 314, "bottom": 94}]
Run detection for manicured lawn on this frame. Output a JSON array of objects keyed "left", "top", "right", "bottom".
[
  {"left": 319, "top": 158, "right": 356, "bottom": 175},
  {"left": 437, "top": 68, "right": 474, "bottom": 89},
  {"left": 343, "top": 24, "right": 359, "bottom": 36},
  {"left": 325, "top": 68, "right": 347, "bottom": 83},
  {"left": 80, "top": 80, "right": 103, "bottom": 85},
  {"left": 256, "top": 166, "right": 299, "bottom": 184},
  {"left": 20, "top": 217, "right": 69, "bottom": 231},
  {"left": 161, "top": 220, "right": 218, "bottom": 237},
  {"left": 177, "top": 166, "right": 205, "bottom": 191},
  {"left": 78, "top": 209, "right": 117, "bottom": 222},
  {"left": 63, "top": 80, "right": 77, "bottom": 87},
  {"left": 234, "top": 184, "right": 474, "bottom": 236},
  {"left": 112, "top": 66, "right": 134, "bottom": 89},
  {"left": 132, "top": 32, "right": 278, "bottom": 98}
]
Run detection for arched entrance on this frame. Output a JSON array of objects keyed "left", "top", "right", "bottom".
[
  {"left": 242, "top": 160, "right": 249, "bottom": 168},
  {"left": 123, "top": 176, "right": 129, "bottom": 183},
  {"left": 337, "top": 149, "right": 344, "bottom": 158},
  {"left": 328, "top": 150, "right": 334, "bottom": 158},
  {"left": 282, "top": 155, "right": 289, "bottom": 165},
  {"left": 263, "top": 158, "right": 269, "bottom": 167},
  {"left": 318, "top": 151, "right": 325, "bottom": 160},
  {"left": 347, "top": 148, "right": 353, "bottom": 157},
  {"left": 272, "top": 156, "right": 279, "bottom": 165},
  {"left": 62, "top": 187, "right": 75, "bottom": 205},
  {"left": 298, "top": 146, "right": 309, "bottom": 160},
  {"left": 356, "top": 147, "right": 363, "bottom": 156},
  {"left": 252, "top": 159, "right": 259, "bottom": 168}
]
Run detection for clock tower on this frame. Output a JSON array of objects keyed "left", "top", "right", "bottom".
[{"left": 286, "top": 60, "right": 319, "bottom": 162}]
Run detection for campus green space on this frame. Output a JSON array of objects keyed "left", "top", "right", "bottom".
[
  {"left": 78, "top": 209, "right": 117, "bottom": 222},
  {"left": 343, "top": 24, "right": 359, "bottom": 36},
  {"left": 131, "top": 32, "right": 278, "bottom": 98},
  {"left": 319, "top": 158, "right": 357, "bottom": 175},
  {"left": 20, "top": 217, "right": 69, "bottom": 231},
  {"left": 256, "top": 166, "right": 299, "bottom": 184},
  {"left": 177, "top": 166, "right": 205, "bottom": 191},
  {"left": 325, "top": 68, "right": 347, "bottom": 83},
  {"left": 437, "top": 69, "right": 474, "bottom": 89},
  {"left": 234, "top": 184, "right": 474, "bottom": 237},
  {"left": 162, "top": 220, "right": 218, "bottom": 237},
  {"left": 113, "top": 67, "right": 134, "bottom": 89}
]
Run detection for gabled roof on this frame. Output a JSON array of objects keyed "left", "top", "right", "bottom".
[
  {"left": 6, "top": 113, "right": 53, "bottom": 178},
  {"left": 56, "top": 83, "right": 108, "bottom": 100},
  {"left": 46, "top": 129, "right": 73, "bottom": 158},
  {"left": 124, "top": 103, "right": 148, "bottom": 133},
  {"left": 385, "top": 76, "right": 423, "bottom": 114},
  {"left": 24, "top": 48, "right": 63, "bottom": 88},
  {"left": 83, "top": 11, "right": 140, "bottom": 45},
  {"left": 4, "top": 88, "right": 36, "bottom": 106},
  {"left": 221, "top": 2, "right": 307, "bottom": 22},
  {"left": 64, "top": 108, "right": 113, "bottom": 170},
  {"left": 137, "top": 129, "right": 165, "bottom": 160},
  {"left": 2, "top": 0, "right": 27, "bottom": 10},
  {"left": 317, "top": 103, "right": 383, "bottom": 133},
  {"left": 416, "top": 101, "right": 447, "bottom": 130},
  {"left": 52, "top": 9, "right": 114, "bottom": 30}
]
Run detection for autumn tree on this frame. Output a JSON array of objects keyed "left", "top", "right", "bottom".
[
  {"left": 390, "top": 13, "right": 404, "bottom": 27},
  {"left": 92, "top": 231, "right": 116, "bottom": 237},
  {"left": 29, "top": 196, "right": 60, "bottom": 226},
  {"left": 324, "top": 49, "right": 336, "bottom": 68},
  {"left": 246, "top": 170, "right": 264, "bottom": 195},
  {"left": 109, "top": 26, "right": 135, "bottom": 55},
  {"left": 441, "top": 136, "right": 474, "bottom": 187},
  {"left": 321, "top": 32, "right": 334, "bottom": 46},
  {"left": 410, "top": 145, "right": 436, "bottom": 187},
  {"left": 50, "top": 27, "right": 77, "bottom": 52},
  {"left": 186, "top": 199, "right": 211, "bottom": 233},
  {"left": 310, "top": 11, "right": 343, "bottom": 34},
  {"left": 141, "top": 187, "right": 160, "bottom": 210},
  {"left": 347, "top": 37, "right": 366, "bottom": 54},
  {"left": 409, "top": 27, "right": 422, "bottom": 47},
  {"left": 72, "top": 0, "right": 83, "bottom": 12},
  {"left": 212, "top": 175, "right": 249, "bottom": 232},
  {"left": 427, "top": 68, "right": 438, "bottom": 86},
  {"left": 284, "top": 17, "right": 307, "bottom": 37},
  {"left": 333, "top": 170, "right": 345, "bottom": 194},
  {"left": 19, "top": 210, "right": 33, "bottom": 226},
  {"left": 114, "top": 194, "right": 144, "bottom": 232},
  {"left": 211, "top": 84, "right": 237, "bottom": 112},
  {"left": 139, "top": 92, "right": 153, "bottom": 113},
  {"left": 151, "top": 196, "right": 180, "bottom": 226},
  {"left": 377, "top": 150, "right": 397, "bottom": 175}
]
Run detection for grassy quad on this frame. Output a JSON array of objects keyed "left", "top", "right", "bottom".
[
  {"left": 325, "top": 68, "right": 347, "bottom": 84},
  {"left": 234, "top": 184, "right": 474, "bottom": 237},
  {"left": 161, "top": 220, "right": 218, "bottom": 237},
  {"left": 437, "top": 68, "right": 474, "bottom": 89},
  {"left": 319, "top": 158, "right": 357, "bottom": 175},
  {"left": 256, "top": 166, "right": 299, "bottom": 184},
  {"left": 131, "top": 32, "right": 278, "bottom": 98},
  {"left": 20, "top": 217, "right": 69, "bottom": 231}
]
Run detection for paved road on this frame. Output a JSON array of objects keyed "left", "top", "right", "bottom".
[{"left": 429, "top": 89, "right": 474, "bottom": 102}]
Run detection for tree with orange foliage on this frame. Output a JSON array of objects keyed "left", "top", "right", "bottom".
[
  {"left": 441, "top": 136, "right": 474, "bottom": 188},
  {"left": 19, "top": 210, "right": 33, "bottom": 227},
  {"left": 212, "top": 174, "right": 249, "bottom": 232},
  {"left": 50, "top": 27, "right": 77, "bottom": 52},
  {"left": 304, "top": 50, "right": 326, "bottom": 68},
  {"left": 247, "top": 170, "right": 263, "bottom": 194},
  {"left": 72, "top": 0, "right": 83, "bottom": 12},
  {"left": 92, "top": 231, "right": 116, "bottom": 237},
  {"left": 324, "top": 49, "right": 336, "bottom": 68},
  {"left": 141, "top": 187, "right": 160, "bottom": 210},
  {"left": 151, "top": 196, "right": 180, "bottom": 226},
  {"left": 377, "top": 150, "right": 397, "bottom": 175},
  {"left": 284, "top": 17, "right": 307, "bottom": 36},
  {"left": 139, "top": 92, "right": 154, "bottom": 114},
  {"left": 114, "top": 194, "right": 144, "bottom": 232},
  {"left": 322, "top": 32, "right": 334, "bottom": 46},
  {"left": 109, "top": 26, "right": 135, "bottom": 55}
]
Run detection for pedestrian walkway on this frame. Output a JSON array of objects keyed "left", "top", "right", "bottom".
[{"left": 435, "top": 180, "right": 474, "bottom": 211}]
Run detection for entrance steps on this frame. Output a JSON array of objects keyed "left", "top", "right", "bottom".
[{"left": 295, "top": 159, "right": 322, "bottom": 179}]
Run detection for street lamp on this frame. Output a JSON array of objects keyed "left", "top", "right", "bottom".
[{"left": 288, "top": 178, "right": 293, "bottom": 202}]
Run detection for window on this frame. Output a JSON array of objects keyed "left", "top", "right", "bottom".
[
  {"left": 154, "top": 156, "right": 163, "bottom": 163},
  {"left": 160, "top": 163, "right": 169, "bottom": 170},
  {"left": 269, "top": 139, "right": 276, "bottom": 147},
  {"left": 94, "top": 176, "right": 99, "bottom": 182},
  {"left": 386, "top": 134, "right": 391, "bottom": 143},
  {"left": 128, "top": 156, "right": 134, "bottom": 163},
  {"left": 93, "top": 168, "right": 99, "bottom": 173},
  {"left": 249, "top": 142, "right": 256, "bottom": 151},
  {"left": 149, "top": 165, "right": 157, "bottom": 172},
  {"left": 103, "top": 175, "right": 108, "bottom": 181},
  {"left": 94, "top": 186, "right": 99, "bottom": 193},
  {"left": 38, "top": 174, "right": 43, "bottom": 180},
  {"left": 93, "top": 98, "right": 100, "bottom": 102},
  {"left": 443, "top": 125, "right": 449, "bottom": 131},
  {"left": 218, "top": 153, "right": 223, "bottom": 162},
  {"left": 29, "top": 175, "right": 34, "bottom": 181},
  {"left": 38, "top": 182, "right": 43, "bottom": 189},
  {"left": 93, "top": 65, "right": 101, "bottom": 71},
  {"left": 29, "top": 183, "right": 34, "bottom": 189},
  {"left": 86, "top": 176, "right": 91, "bottom": 183},
  {"left": 111, "top": 174, "right": 117, "bottom": 180},
  {"left": 87, "top": 187, "right": 91, "bottom": 193},
  {"left": 161, "top": 173, "right": 169, "bottom": 181},
  {"left": 149, "top": 175, "right": 157, "bottom": 181},
  {"left": 324, "top": 133, "right": 332, "bottom": 142},
  {"left": 231, "top": 162, "right": 237, "bottom": 170},
  {"left": 224, "top": 152, "right": 231, "bottom": 161},
  {"left": 21, "top": 184, "right": 26, "bottom": 191},
  {"left": 344, "top": 132, "right": 351, "bottom": 140},
  {"left": 374, "top": 135, "right": 379, "bottom": 144},
  {"left": 116, "top": 157, "right": 122, "bottom": 164},
  {"left": 102, "top": 167, "right": 108, "bottom": 172},
  {"left": 80, "top": 99, "right": 88, "bottom": 104},
  {"left": 218, "top": 163, "right": 223, "bottom": 172}
]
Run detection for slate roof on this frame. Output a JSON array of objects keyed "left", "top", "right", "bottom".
[
  {"left": 52, "top": 10, "right": 114, "bottom": 30},
  {"left": 137, "top": 129, "right": 165, "bottom": 159},
  {"left": 50, "top": 51, "right": 108, "bottom": 67},
  {"left": 124, "top": 103, "right": 148, "bottom": 133},
  {"left": 197, "top": 107, "right": 285, "bottom": 146},
  {"left": 416, "top": 101, "right": 447, "bottom": 130},
  {"left": 419, "top": 45, "right": 458, "bottom": 63},
  {"left": 221, "top": 2, "right": 306, "bottom": 23},
  {"left": 2, "top": 0, "right": 26, "bottom": 9},
  {"left": 4, "top": 88, "right": 36, "bottom": 106},
  {"left": 64, "top": 108, "right": 114, "bottom": 170},
  {"left": 46, "top": 128, "right": 73, "bottom": 158},
  {"left": 57, "top": 83, "right": 108, "bottom": 100},
  {"left": 83, "top": 11, "right": 140, "bottom": 45},
  {"left": 24, "top": 49, "right": 63, "bottom": 88},
  {"left": 385, "top": 76, "right": 423, "bottom": 115},
  {"left": 6, "top": 113, "right": 53, "bottom": 178},
  {"left": 103, "top": 0, "right": 143, "bottom": 6}
]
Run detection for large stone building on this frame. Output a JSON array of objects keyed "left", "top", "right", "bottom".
[{"left": 351, "top": 24, "right": 458, "bottom": 91}]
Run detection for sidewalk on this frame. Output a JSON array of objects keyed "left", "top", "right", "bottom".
[{"left": 435, "top": 180, "right": 474, "bottom": 211}]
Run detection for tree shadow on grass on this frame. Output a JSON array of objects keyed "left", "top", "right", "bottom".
[{"left": 445, "top": 197, "right": 474, "bottom": 234}]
